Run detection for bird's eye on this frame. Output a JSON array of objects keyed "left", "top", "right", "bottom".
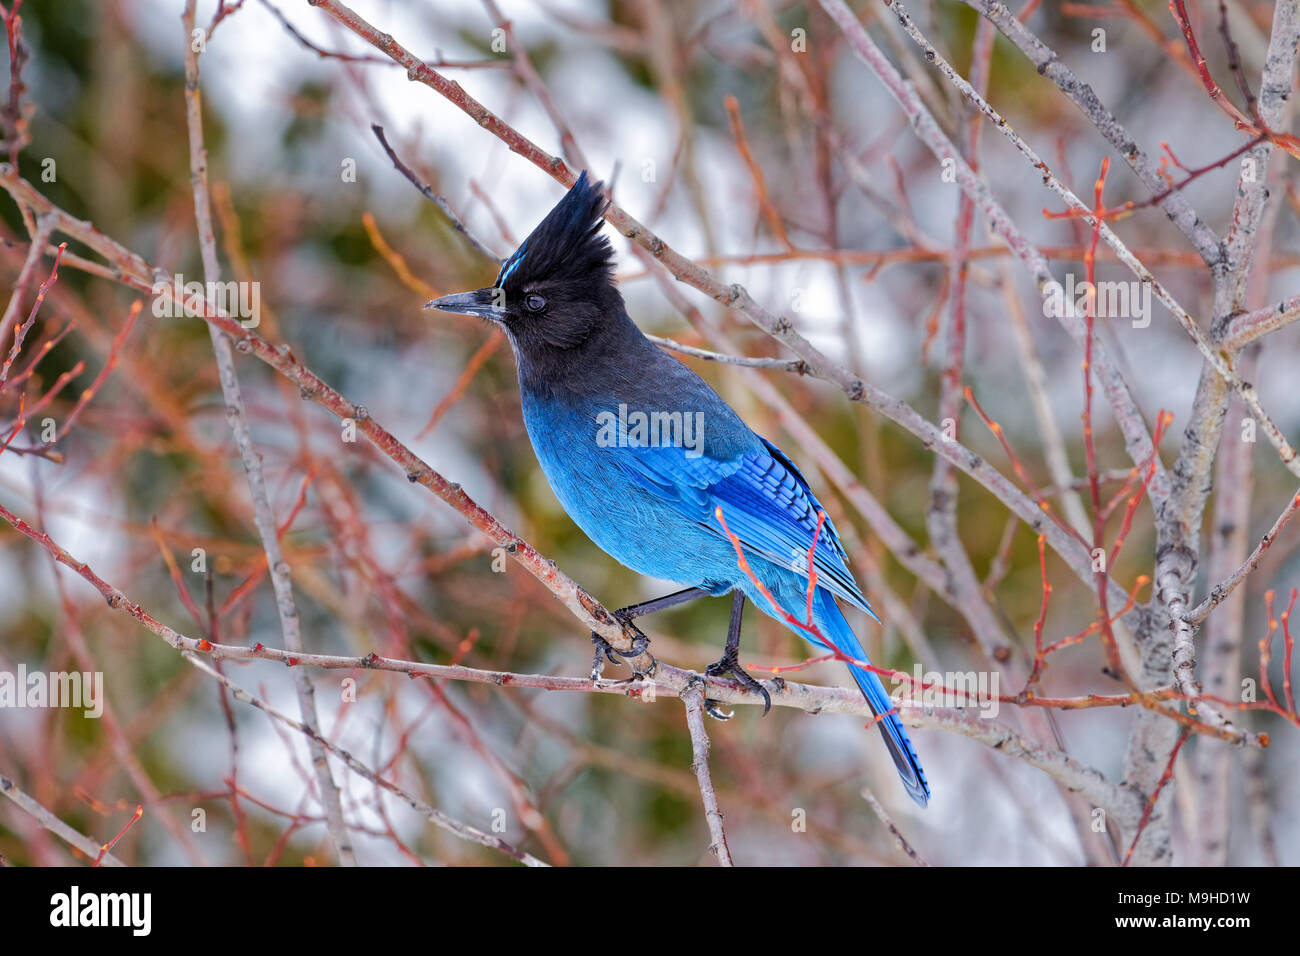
[{"left": 523, "top": 292, "right": 546, "bottom": 313}]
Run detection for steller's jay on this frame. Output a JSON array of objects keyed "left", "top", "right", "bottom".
[{"left": 428, "top": 172, "right": 929, "bottom": 807}]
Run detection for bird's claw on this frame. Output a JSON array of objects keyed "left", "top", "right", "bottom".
[
  {"left": 705, "top": 652, "right": 773, "bottom": 716},
  {"left": 703, "top": 698, "right": 735, "bottom": 721},
  {"left": 684, "top": 673, "right": 731, "bottom": 720},
  {"left": 590, "top": 634, "right": 619, "bottom": 681},
  {"left": 589, "top": 628, "right": 651, "bottom": 682}
]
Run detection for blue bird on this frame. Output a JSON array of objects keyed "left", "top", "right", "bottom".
[{"left": 428, "top": 172, "right": 929, "bottom": 808}]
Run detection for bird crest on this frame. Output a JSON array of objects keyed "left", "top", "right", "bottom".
[{"left": 494, "top": 170, "right": 614, "bottom": 291}]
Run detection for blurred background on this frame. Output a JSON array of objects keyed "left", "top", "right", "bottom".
[{"left": 0, "top": 0, "right": 1296, "bottom": 865}]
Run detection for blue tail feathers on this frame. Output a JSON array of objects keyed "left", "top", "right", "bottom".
[{"left": 814, "top": 590, "right": 931, "bottom": 808}]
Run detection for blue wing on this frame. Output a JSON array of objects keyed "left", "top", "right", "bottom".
[
  {"left": 597, "top": 413, "right": 924, "bottom": 805},
  {"left": 604, "top": 428, "right": 877, "bottom": 620}
]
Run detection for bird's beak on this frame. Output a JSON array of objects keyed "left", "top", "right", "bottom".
[{"left": 424, "top": 287, "right": 501, "bottom": 319}]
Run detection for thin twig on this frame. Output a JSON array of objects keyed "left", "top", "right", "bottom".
[
  {"left": 0, "top": 774, "right": 127, "bottom": 867},
  {"left": 1185, "top": 491, "right": 1300, "bottom": 626},
  {"left": 860, "top": 788, "right": 929, "bottom": 865},
  {"left": 680, "top": 679, "right": 734, "bottom": 866},
  {"left": 645, "top": 334, "right": 809, "bottom": 372},
  {"left": 0, "top": 215, "right": 50, "bottom": 347},
  {"left": 370, "top": 124, "right": 501, "bottom": 263}
]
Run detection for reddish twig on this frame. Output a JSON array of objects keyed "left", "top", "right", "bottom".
[
  {"left": 1170, "top": 0, "right": 1300, "bottom": 158},
  {"left": 1121, "top": 728, "right": 1189, "bottom": 866},
  {"left": 724, "top": 94, "right": 793, "bottom": 250},
  {"left": 93, "top": 805, "right": 143, "bottom": 867},
  {"left": 0, "top": 239, "right": 64, "bottom": 389}
]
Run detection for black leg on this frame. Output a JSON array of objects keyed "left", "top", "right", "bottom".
[
  {"left": 620, "top": 586, "right": 713, "bottom": 618},
  {"left": 590, "top": 587, "right": 711, "bottom": 680},
  {"left": 704, "top": 591, "right": 773, "bottom": 718}
]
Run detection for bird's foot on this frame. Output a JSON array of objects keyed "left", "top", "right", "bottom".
[
  {"left": 704, "top": 651, "right": 772, "bottom": 718},
  {"left": 589, "top": 626, "right": 651, "bottom": 682}
]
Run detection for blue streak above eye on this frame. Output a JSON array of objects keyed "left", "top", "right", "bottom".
[{"left": 496, "top": 244, "right": 528, "bottom": 286}]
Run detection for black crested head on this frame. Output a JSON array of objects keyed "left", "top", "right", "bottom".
[
  {"left": 428, "top": 171, "right": 627, "bottom": 362},
  {"left": 494, "top": 170, "right": 625, "bottom": 354}
]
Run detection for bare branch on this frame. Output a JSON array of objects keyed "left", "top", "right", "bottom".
[{"left": 681, "top": 679, "right": 734, "bottom": 866}]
